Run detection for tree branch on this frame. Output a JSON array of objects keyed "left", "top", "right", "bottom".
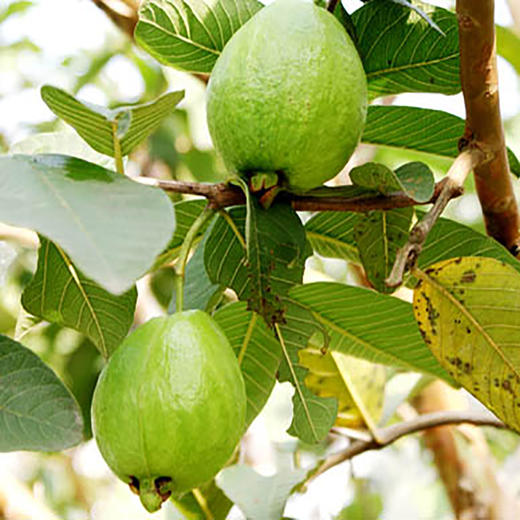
[
  {"left": 309, "top": 410, "right": 506, "bottom": 482},
  {"left": 386, "top": 147, "right": 484, "bottom": 287},
  {"left": 457, "top": 0, "right": 520, "bottom": 253},
  {"left": 133, "top": 176, "right": 460, "bottom": 212},
  {"left": 90, "top": 0, "right": 138, "bottom": 38}
]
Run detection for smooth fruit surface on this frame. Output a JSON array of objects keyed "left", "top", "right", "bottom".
[
  {"left": 207, "top": 0, "right": 367, "bottom": 192},
  {"left": 91, "top": 310, "right": 246, "bottom": 512}
]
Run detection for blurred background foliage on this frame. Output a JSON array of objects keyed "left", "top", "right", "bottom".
[{"left": 1, "top": 0, "right": 520, "bottom": 519}]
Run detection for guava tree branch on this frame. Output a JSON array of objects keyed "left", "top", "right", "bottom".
[
  {"left": 309, "top": 410, "right": 506, "bottom": 483},
  {"left": 457, "top": 0, "right": 520, "bottom": 253},
  {"left": 134, "top": 176, "right": 459, "bottom": 211},
  {"left": 386, "top": 147, "right": 484, "bottom": 287},
  {"left": 90, "top": 0, "right": 138, "bottom": 38}
]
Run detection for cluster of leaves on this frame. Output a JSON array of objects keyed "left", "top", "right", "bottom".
[{"left": 2, "top": 0, "right": 520, "bottom": 518}]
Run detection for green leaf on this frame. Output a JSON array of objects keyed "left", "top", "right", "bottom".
[
  {"left": 417, "top": 213, "right": 520, "bottom": 275},
  {"left": 214, "top": 302, "right": 281, "bottom": 427},
  {"left": 10, "top": 130, "right": 115, "bottom": 169},
  {"left": 170, "top": 481, "right": 232, "bottom": 520},
  {"left": 414, "top": 257, "right": 520, "bottom": 432},
  {"left": 41, "top": 86, "right": 184, "bottom": 157},
  {"left": 335, "top": 479, "right": 383, "bottom": 520},
  {"left": 0, "top": 334, "right": 83, "bottom": 451},
  {"left": 290, "top": 282, "right": 453, "bottom": 382},
  {"left": 170, "top": 225, "right": 224, "bottom": 313},
  {"left": 244, "top": 197, "right": 307, "bottom": 324},
  {"left": 350, "top": 161, "right": 434, "bottom": 202},
  {"left": 203, "top": 206, "right": 336, "bottom": 442},
  {"left": 21, "top": 239, "right": 137, "bottom": 358},
  {"left": 0, "top": 154, "right": 175, "bottom": 293},
  {"left": 135, "top": 0, "right": 263, "bottom": 74},
  {"left": 277, "top": 299, "right": 338, "bottom": 443},
  {"left": 497, "top": 25, "right": 520, "bottom": 76},
  {"left": 361, "top": 105, "right": 520, "bottom": 177},
  {"left": 64, "top": 339, "right": 101, "bottom": 440},
  {"left": 354, "top": 207, "right": 413, "bottom": 293},
  {"left": 353, "top": 0, "right": 459, "bottom": 98},
  {"left": 0, "top": 1, "right": 33, "bottom": 24},
  {"left": 156, "top": 199, "right": 209, "bottom": 268},
  {"left": 216, "top": 464, "right": 307, "bottom": 520},
  {"left": 305, "top": 211, "right": 359, "bottom": 262}
]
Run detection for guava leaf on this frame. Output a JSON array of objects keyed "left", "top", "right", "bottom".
[
  {"left": 0, "top": 334, "right": 83, "bottom": 451},
  {"left": 155, "top": 199, "right": 210, "bottom": 268},
  {"left": 290, "top": 282, "right": 454, "bottom": 383},
  {"left": 299, "top": 346, "right": 386, "bottom": 432},
  {"left": 21, "top": 238, "right": 137, "bottom": 358},
  {"left": 417, "top": 213, "right": 520, "bottom": 275},
  {"left": 350, "top": 162, "right": 434, "bottom": 202},
  {"left": 170, "top": 480, "right": 232, "bottom": 520},
  {"left": 335, "top": 479, "right": 383, "bottom": 520},
  {"left": 305, "top": 211, "right": 359, "bottom": 262},
  {"left": 214, "top": 302, "right": 281, "bottom": 427},
  {"left": 170, "top": 224, "right": 224, "bottom": 313},
  {"left": 41, "top": 85, "right": 184, "bottom": 157},
  {"left": 361, "top": 105, "right": 520, "bottom": 178},
  {"left": 353, "top": 0, "right": 459, "bottom": 98},
  {"left": 203, "top": 207, "right": 336, "bottom": 443},
  {"left": 354, "top": 207, "right": 413, "bottom": 293},
  {"left": 216, "top": 464, "right": 307, "bottom": 520},
  {"left": 135, "top": 0, "right": 263, "bottom": 74},
  {"left": 0, "top": 1, "right": 34, "bottom": 24},
  {"left": 497, "top": 25, "right": 520, "bottom": 76},
  {"left": 277, "top": 298, "right": 338, "bottom": 444},
  {"left": 244, "top": 196, "right": 307, "bottom": 325},
  {"left": 0, "top": 154, "right": 175, "bottom": 294},
  {"left": 413, "top": 257, "right": 520, "bottom": 432},
  {"left": 10, "top": 130, "right": 115, "bottom": 170}
]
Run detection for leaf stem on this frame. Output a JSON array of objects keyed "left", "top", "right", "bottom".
[
  {"left": 175, "top": 206, "right": 215, "bottom": 313},
  {"left": 111, "top": 122, "right": 124, "bottom": 174}
]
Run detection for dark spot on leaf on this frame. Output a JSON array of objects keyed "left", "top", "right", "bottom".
[{"left": 460, "top": 270, "right": 477, "bottom": 283}]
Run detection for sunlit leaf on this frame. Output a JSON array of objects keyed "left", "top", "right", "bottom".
[{"left": 414, "top": 257, "right": 520, "bottom": 433}]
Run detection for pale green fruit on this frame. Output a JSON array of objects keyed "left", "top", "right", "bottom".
[
  {"left": 207, "top": 0, "right": 367, "bottom": 192},
  {"left": 92, "top": 311, "right": 246, "bottom": 513}
]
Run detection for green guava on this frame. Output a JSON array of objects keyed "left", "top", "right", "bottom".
[
  {"left": 91, "top": 310, "right": 246, "bottom": 513},
  {"left": 206, "top": 0, "right": 367, "bottom": 192}
]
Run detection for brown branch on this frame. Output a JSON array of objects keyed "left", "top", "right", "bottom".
[
  {"left": 457, "top": 0, "right": 520, "bottom": 253},
  {"left": 327, "top": 0, "right": 340, "bottom": 13},
  {"left": 386, "top": 148, "right": 484, "bottom": 287},
  {"left": 134, "top": 176, "right": 460, "bottom": 212},
  {"left": 309, "top": 410, "right": 506, "bottom": 483},
  {"left": 90, "top": 0, "right": 138, "bottom": 38}
]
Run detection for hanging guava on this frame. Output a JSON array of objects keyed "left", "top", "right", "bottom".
[
  {"left": 91, "top": 310, "right": 246, "bottom": 512},
  {"left": 206, "top": 0, "right": 367, "bottom": 192}
]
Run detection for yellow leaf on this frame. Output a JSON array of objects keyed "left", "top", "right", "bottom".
[
  {"left": 299, "top": 346, "right": 386, "bottom": 432},
  {"left": 413, "top": 256, "right": 520, "bottom": 432}
]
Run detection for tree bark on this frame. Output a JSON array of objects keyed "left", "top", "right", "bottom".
[{"left": 456, "top": 0, "right": 520, "bottom": 252}]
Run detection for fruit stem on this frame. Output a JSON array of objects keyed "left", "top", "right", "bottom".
[{"left": 175, "top": 205, "right": 215, "bottom": 312}]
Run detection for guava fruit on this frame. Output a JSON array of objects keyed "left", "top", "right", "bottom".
[
  {"left": 91, "top": 310, "right": 246, "bottom": 513},
  {"left": 206, "top": 0, "right": 367, "bottom": 192}
]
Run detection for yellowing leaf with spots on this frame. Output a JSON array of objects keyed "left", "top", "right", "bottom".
[
  {"left": 299, "top": 345, "right": 386, "bottom": 433},
  {"left": 413, "top": 256, "right": 520, "bottom": 432}
]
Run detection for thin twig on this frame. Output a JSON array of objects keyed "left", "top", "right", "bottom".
[
  {"left": 133, "top": 176, "right": 459, "bottom": 212},
  {"left": 385, "top": 148, "right": 485, "bottom": 287},
  {"left": 326, "top": 0, "right": 340, "bottom": 13},
  {"left": 457, "top": 0, "right": 520, "bottom": 253},
  {"left": 309, "top": 410, "right": 506, "bottom": 483},
  {"left": 90, "top": 0, "right": 138, "bottom": 38}
]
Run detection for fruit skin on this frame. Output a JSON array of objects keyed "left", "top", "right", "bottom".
[
  {"left": 207, "top": 0, "right": 367, "bottom": 192},
  {"left": 91, "top": 310, "right": 246, "bottom": 512}
]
